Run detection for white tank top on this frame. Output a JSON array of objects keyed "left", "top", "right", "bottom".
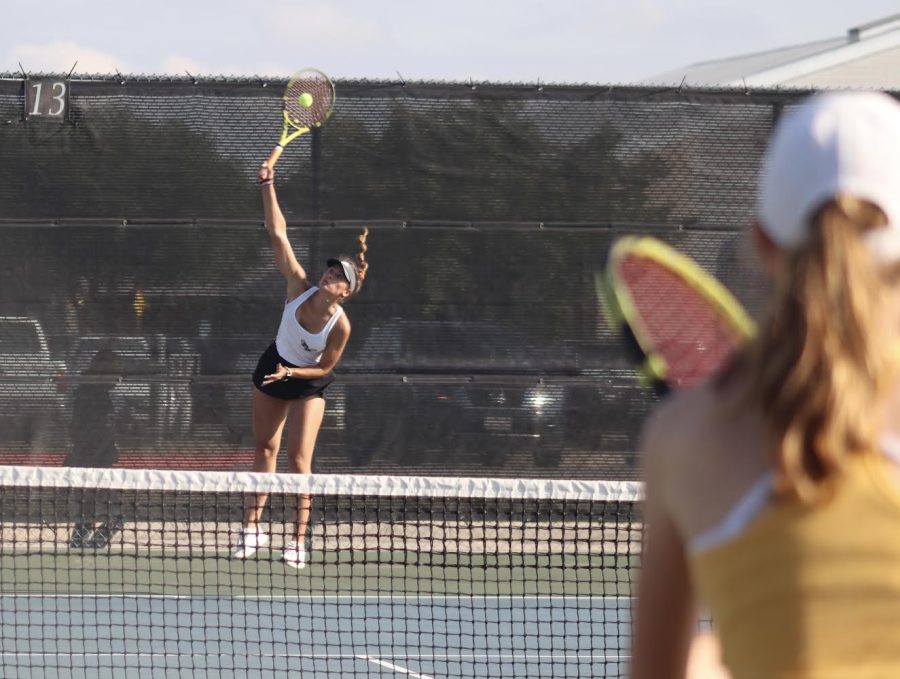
[{"left": 274, "top": 287, "right": 344, "bottom": 367}]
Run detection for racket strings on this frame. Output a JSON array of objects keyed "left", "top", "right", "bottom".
[
  {"left": 620, "top": 257, "right": 745, "bottom": 387},
  {"left": 285, "top": 71, "right": 334, "bottom": 128}
]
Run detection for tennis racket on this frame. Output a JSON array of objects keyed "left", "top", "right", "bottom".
[
  {"left": 266, "top": 68, "right": 335, "bottom": 168},
  {"left": 599, "top": 236, "right": 756, "bottom": 395}
]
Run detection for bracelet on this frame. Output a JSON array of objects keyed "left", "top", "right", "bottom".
[
  {"left": 282, "top": 367, "right": 293, "bottom": 381},
  {"left": 259, "top": 179, "right": 274, "bottom": 186}
]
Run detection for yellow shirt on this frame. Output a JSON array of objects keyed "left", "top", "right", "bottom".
[{"left": 690, "top": 454, "right": 900, "bottom": 679}]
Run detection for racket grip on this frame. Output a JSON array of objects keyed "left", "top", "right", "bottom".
[{"left": 266, "top": 145, "right": 284, "bottom": 168}]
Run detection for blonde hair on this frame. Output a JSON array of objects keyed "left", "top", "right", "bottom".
[
  {"left": 745, "top": 196, "right": 895, "bottom": 502},
  {"left": 354, "top": 227, "right": 369, "bottom": 292}
]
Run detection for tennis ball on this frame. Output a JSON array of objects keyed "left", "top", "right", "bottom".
[{"left": 298, "top": 92, "right": 314, "bottom": 108}]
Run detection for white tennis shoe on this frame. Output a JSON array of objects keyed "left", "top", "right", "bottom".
[
  {"left": 232, "top": 526, "right": 269, "bottom": 559},
  {"left": 282, "top": 540, "right": 307, "bottom": 569}
]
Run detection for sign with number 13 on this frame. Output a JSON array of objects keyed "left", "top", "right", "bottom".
[{"left": 24, "top": 79, "right": 68, "bottom": 121}]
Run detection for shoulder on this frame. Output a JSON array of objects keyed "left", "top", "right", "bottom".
[
  {"left": 286, "top": 280, "right": 313, "bottom": 303},
  {"left": 331, "top": 312, "right": 351, "bottom": 338},
  {"left": 642, "top": 377, "right": 769, "bottom": 537},
  {"left": 641, "top": 382, "right": 726, "bottom": 506},
  {"left": 642, "top": 384, "right": 713, "bottom": 463}
]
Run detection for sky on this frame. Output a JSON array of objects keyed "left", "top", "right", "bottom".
[{"left": 2, "top": 1, "right": 899, "bottom": 85}]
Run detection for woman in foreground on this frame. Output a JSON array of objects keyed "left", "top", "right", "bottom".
[{"left": 632, "top": 92, "right": 900, "bottom": 678}]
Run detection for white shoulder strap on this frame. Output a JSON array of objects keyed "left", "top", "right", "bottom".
[
  {"left": 286, "top": 286, "right": 317, "bottom": 307},
  {"left": 688, "top": 472, "right": 774, "bottom": 553},
  {"left": 881, "top": 434, "right": 900, "bottom": 465},
  {"left": 323, "top": 305, "right": 345, "bottom": 335}
]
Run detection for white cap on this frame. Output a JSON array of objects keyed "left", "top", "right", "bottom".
[{"left": 757, "top": 92, "right": 900, "bottom": 261}]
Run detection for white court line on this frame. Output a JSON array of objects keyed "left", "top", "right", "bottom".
[{"left": 357, "top": 656, "right": 434, "bottom": 678}]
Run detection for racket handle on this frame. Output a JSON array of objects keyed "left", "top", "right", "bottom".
[{"left": 266, "top": 145, "right": 284, "bottom": 168}]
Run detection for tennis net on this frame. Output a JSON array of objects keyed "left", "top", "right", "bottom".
[{"left": 0, "top": 465, "right": 643, "bottom": 678}]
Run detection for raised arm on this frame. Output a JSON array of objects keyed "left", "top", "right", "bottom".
[{"left": 259, "top": 164, "right": 309, "bottom": 301}]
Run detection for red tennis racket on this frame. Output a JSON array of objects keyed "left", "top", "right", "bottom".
[{"left": 599, "top": 236, "right": 756, "bottom": 394}]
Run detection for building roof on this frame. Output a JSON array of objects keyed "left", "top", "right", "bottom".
[{"left": 646, "top": 14, "right": 900, "bottom": 87}]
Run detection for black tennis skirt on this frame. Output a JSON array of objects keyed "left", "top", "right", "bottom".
[{"left": 252, "top": 342, "right": 335, "bottom": 401}]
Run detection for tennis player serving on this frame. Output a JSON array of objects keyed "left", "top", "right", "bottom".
[
  {"left": 632, "top": 92, "right": 900, "bottom": 678},
  {"left": 232, "top": 161, "right": 369, "bottom": 569}
]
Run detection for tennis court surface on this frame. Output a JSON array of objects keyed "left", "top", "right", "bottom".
[{"left": 0, "top": 467, "right": 642, "bottom": 677}]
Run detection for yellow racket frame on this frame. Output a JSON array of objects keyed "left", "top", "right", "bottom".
[{"left": 267, "top": 69, "right": 336, "bottom": 168}]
